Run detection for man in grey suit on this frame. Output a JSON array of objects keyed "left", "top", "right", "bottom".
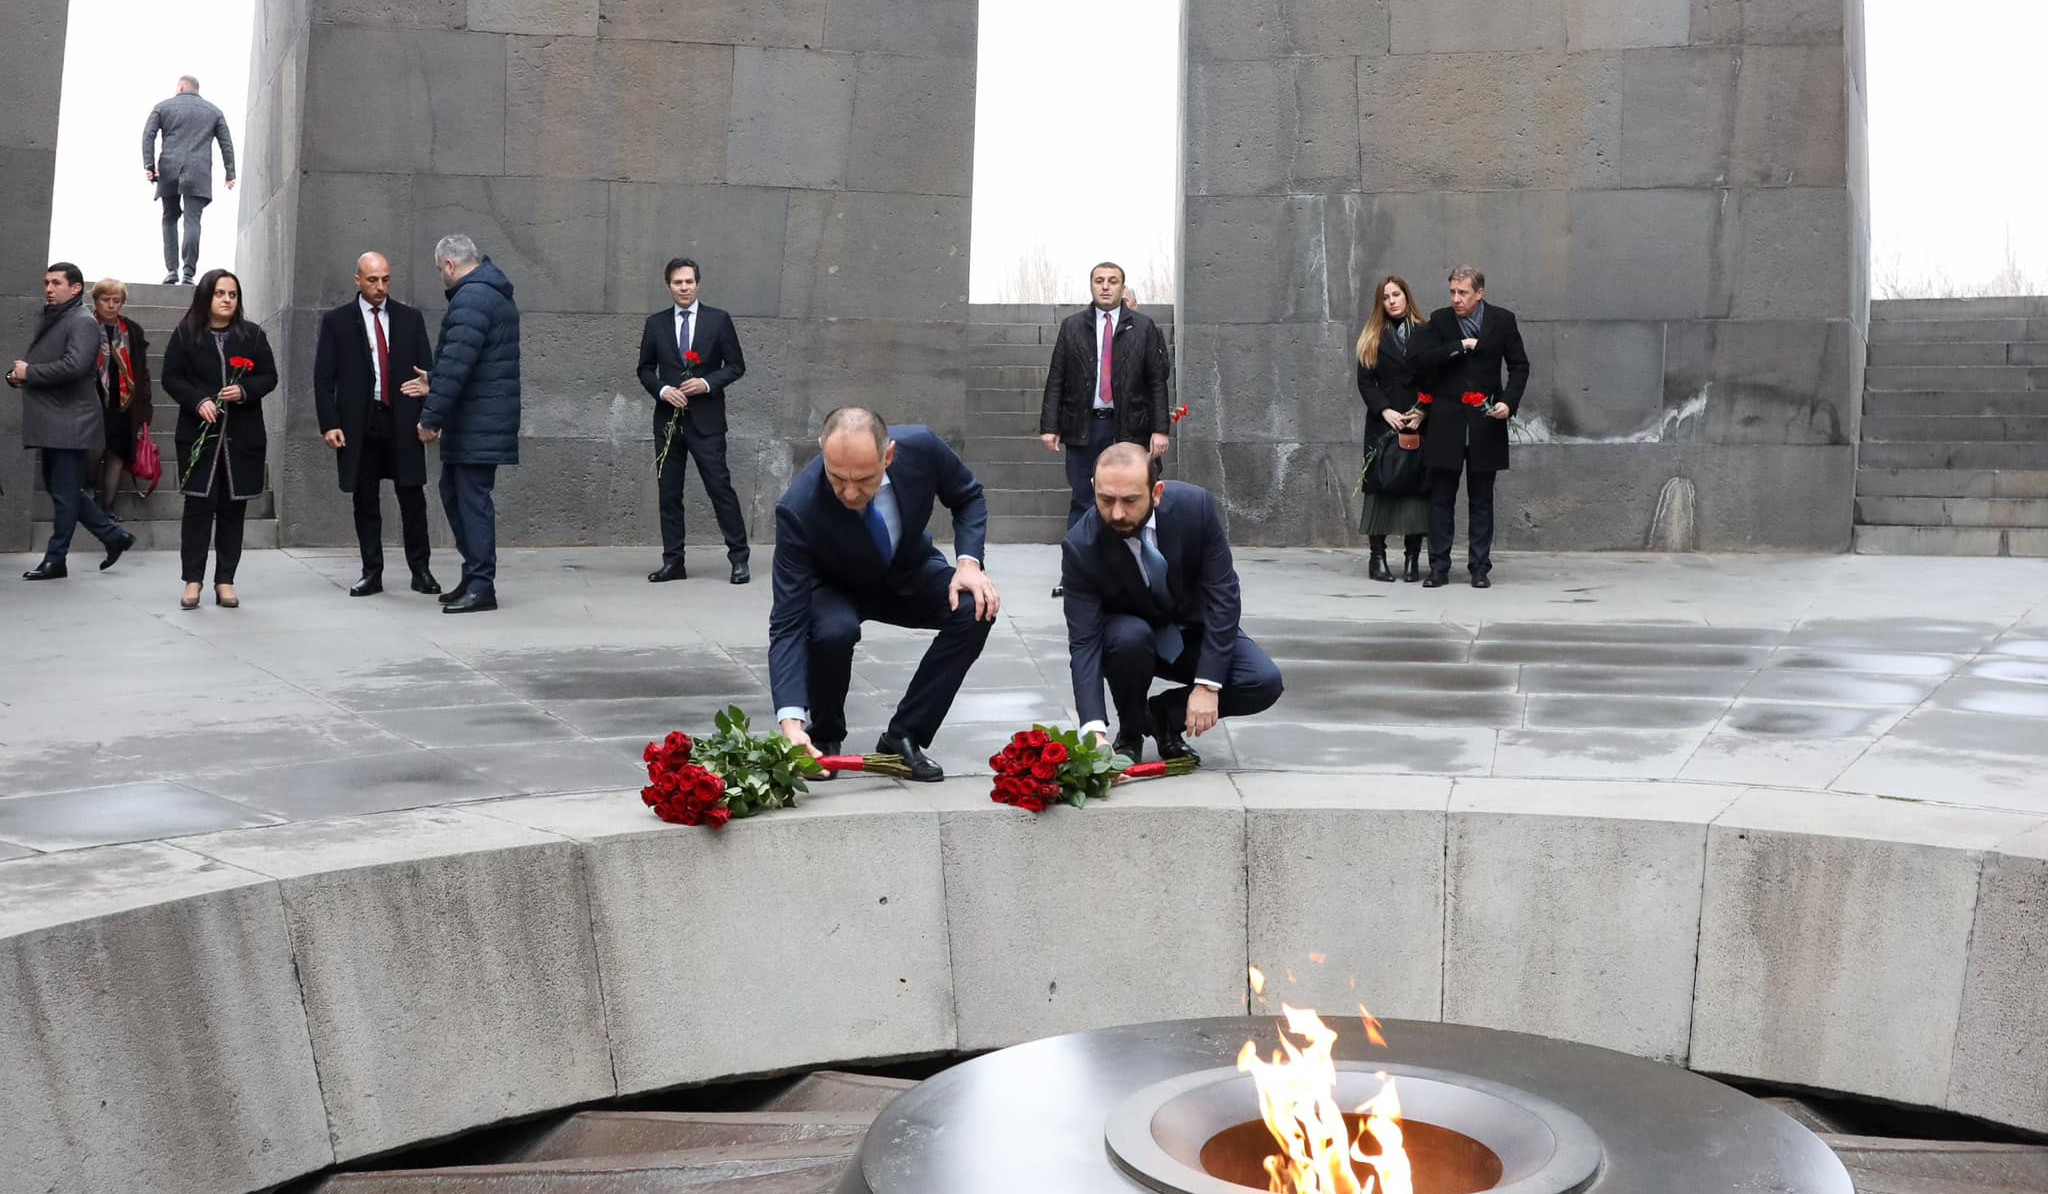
[
  {"left": 6, "top": 263, "right": 135, "bottom": 580},
  {"left": 141, "top": 76, "right": 236, "bottom": 285}
]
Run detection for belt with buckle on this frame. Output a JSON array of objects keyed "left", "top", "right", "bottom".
[{"left": 1090, "top": 407, "right": 1117, "bottom": 418}]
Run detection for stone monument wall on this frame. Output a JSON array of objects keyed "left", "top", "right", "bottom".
[
  {"left": 1177, "top": 0, "right": 1871, "bottom": 550},
  {"left": 0, "top": 0, "right": 70, "bottom": 552},
  {"left": 250, "top": 0, "right": 976, "bottom": 547}
]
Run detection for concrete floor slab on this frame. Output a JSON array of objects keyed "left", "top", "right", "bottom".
[{"left": 0, "top": 782, "right": 280, "bottom": 852}]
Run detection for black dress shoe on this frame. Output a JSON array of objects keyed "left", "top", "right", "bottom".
[
  {"left": 162, "top": 271, "right": 179, "bottom": 284},
  {"left": 442, "top": 590, "right": 498, "bottom": 614},
  {"left": 1112, "top": 732, "right": 1145, "bottom": 763},
  {"left": 730, "top": 561, "right": 750, "bottom": 585},
  {"left": 1050, "top": 584, "right": 1064, "bottom": 598},
  {"left": 22, "top": 560, "right": 67, "bottom": 581},
  {"left": 100, "top": 532, "right": 136, "bottom": 571},
  {"left": 648, "top": 562, "right": 686, "bottom": 583},
  {"left": 875, "top": 732, "right": 944, "bottom": 782},
  {"left": 438, "top": 579, "right": 471, "bottom": 605},
  {"left": 1403, "top": 552, "right": 1421, "bottom": 583},
  {"left": 811, "top": 741, "right": 843, "bottom": 781},
  {"left": 1421, "top": 573, "right": 1450, "bottom": 588},
  {"left": 348, "top": 574, "right": 384, "bottom": 597},
  {"left": 411, "top": 570, "right": 441, "bottom": 595},
  {"left": 1470, "top": 572, "right": 1492, "bottom": 589},
  {"left": 1146, "top": 693, "right": 1202, "bottom": 767}
]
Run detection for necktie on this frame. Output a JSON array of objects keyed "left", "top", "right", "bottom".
[
  {"left": 1140, "top": 528, "right": 1183, "bottom": 661},
  {"left": 1098, "top": 313, "right": 1114, "bottom": 406},
  {"left": 679, "top": 309, "right": 693, "bottom": 360},
  {"left": 370, "top": 304, "right": 391, "bottom": 406},
  {"left": 862, "top": 498, "right": 893, "bottom": 563}
]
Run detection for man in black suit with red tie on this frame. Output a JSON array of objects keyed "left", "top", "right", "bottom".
[
  {"left": 635, "top": 257, "right": 750, "bottom": 585},
  {"left": 1417, "top": 265, "right": 1530, "bottom": 589},
  {"left": 313, "top": 251, "right": 439, "bottom": 598}
]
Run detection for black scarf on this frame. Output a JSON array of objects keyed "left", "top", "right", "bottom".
[{"left": 35, "top": 294, "right": 82, "bottom": 343}]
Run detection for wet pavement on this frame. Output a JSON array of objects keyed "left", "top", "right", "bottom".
[{"left": 2, "top": 544, "right": 2046, "bottom": 858}]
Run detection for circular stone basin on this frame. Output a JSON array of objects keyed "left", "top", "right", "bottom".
[{"left": 1106, "top": 1064, "right": 1600, "bottom": 1194}]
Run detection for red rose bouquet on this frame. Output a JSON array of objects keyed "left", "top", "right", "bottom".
[
  {"left": 640, "top": 731, "right": 730, "bottom": 827},
  {"left": 653, "top": 349, "right": 704, "bottom": 475},
  {"left": 988, "top": 724, "right": 1196, "bottom": 813},
  {"left": 642, "top": 706, "right": 910, "bottom": 829}
]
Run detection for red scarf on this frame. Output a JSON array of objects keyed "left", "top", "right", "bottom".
[{"left": 96, "top": 320, "right": 136, "bottom": 410}]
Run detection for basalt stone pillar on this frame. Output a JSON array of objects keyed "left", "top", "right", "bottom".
[
  {"left": 0, "top": 0, "right": 70, "bottom": 552},
  {"left": 1179, "top": 0, "right": 1870, "bottom": 550}
]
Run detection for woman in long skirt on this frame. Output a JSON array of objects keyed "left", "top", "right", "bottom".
[{"left": 1355, "top": 276, "right": 1433, "bottom": 582}]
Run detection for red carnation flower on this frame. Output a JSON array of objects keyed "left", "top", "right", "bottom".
[
  {"left": 684, "top": 350, "right": 702, "bottom": 366},
  {"left": 228, "top": 356, "right": 255, "bottom": 370}
]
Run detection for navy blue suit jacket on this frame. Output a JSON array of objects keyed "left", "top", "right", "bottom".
[
  {"left": 769, "top": 426, "right": 989, "bottom": 713},
  {"left": 1060, "top": 481, "right": 1243, "bottom": 727}
]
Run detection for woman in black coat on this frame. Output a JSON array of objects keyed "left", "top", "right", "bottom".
[
  {"left": 1354, "top": 275, "right": 1433, "bottom": 583},
  {"left": 161, "top": 268, "right": 277, "bottom": 610},
  {"left": 88, "top": 279, "right": 156, "bottom": 508}
]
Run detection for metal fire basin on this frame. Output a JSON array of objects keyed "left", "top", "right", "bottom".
[{"left": 835, "top": 1018, "right": 1855, "bottom": 1194}]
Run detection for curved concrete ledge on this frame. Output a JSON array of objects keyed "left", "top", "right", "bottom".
[{"left": 4, "top": 772, "right": 2047, "bottom": 1194}]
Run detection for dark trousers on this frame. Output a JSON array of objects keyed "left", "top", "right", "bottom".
[
  {"left": 161, "top": 192, "right": 208, "bottom": 277},
  {"left": 1101, "top": 615, "right": 1285, "bottom": 735},
  {"left": 40, "top": 448, "right": 124, "bottom": 562},
  {"left": 181, "top": 488, "right": 248, "bottom": 583},
  {"left": 804, "top": 562, "right": 994, "bottom": 747},
  {"left": 1063, "top": 411, "right": 1120, "bottom": 526},
  {"left": 1427, "top": 464, "right": 1497, "bottom": 578},
  {"left": 656, "top": 419, "right": 749, "bottom": 566},
  {"left": 351, "top": 432, "right": 430, "bottom": 577},
  {"left": 438, "top": 462, "right": 498, "bottom": 595}
]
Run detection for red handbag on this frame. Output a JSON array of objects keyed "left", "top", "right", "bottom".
[{"left": 132, "top": 422, "right": 162, "bottom": 495}]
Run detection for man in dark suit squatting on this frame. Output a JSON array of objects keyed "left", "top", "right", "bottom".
[
  {"left": 314, "top": 251, "right": 439, "bottom": 597},
  {"left": 1061, "top": 444, "right": 1283, "bottom": 765},
  {"left": 1417, "top": 265, "right": 1530, "bottom": 589},
  {"left": 769, "top": 408, "right": 1002, "bottom": 781},
  {"left": 635, "top": 256, "right": 750, "bottom": 585}
]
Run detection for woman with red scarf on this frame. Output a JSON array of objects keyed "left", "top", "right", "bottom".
[{"left": 88, "top": 279, "right": 155, "bottom": 509}]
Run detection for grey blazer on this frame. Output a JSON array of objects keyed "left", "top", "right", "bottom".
[
  {"left": 17, "top": 304, "right": 104, "bottom": 451},
  {"left": 142, "top": 92, "right": 236, "bottom": 201}
]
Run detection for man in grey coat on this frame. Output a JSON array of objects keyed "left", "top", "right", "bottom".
[
  {"left": 6, "top": 263, "right": 134, "bottom": 579},
  {"left": 142, "top": 76, "right": 236, "bottom": 285}
]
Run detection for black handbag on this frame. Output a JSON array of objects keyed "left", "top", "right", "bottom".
[{"left": 1362, "top": 427, "right": 1427, "bottom": 496}]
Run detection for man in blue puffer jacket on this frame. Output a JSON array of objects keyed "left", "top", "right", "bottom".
[{"left": 417, "top": 233, "right": 520, "bottom": 614}]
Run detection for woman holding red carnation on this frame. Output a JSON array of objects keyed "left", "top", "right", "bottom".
[{"left": 162, "top": 268, "right": 276, "bottom": 610}]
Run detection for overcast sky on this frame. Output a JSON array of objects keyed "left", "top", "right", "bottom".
[{"left": 46, "top": 0, "right": 2036, "bottom": 303}]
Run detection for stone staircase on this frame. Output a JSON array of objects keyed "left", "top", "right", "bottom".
[
  {"left": 29, "top": 282, "right": 279, "bottom": 550},
  {"left": 963, "top": 302, "right": 1174, "bottom": 545},
  {"left": 1854, "top": 297, "right": 2048, "bottom": 556}
]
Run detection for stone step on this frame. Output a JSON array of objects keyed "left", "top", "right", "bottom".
[
  {"left": 31, "top": 518, "right": 279, "bottom": 552},
  {"left": 512, "top": 1111, "right": 874, "bottom": 1164},
  {"left": 32, "top": 489, "right": 276, "bottom": 521},
  {"left": 312, "top": 1140, "right": 858, "bottom": 1193},
  {"left": 965, "top": 387, "right": 1041, "bottom": 416},
  {"left": 966, "top": 321, "right": 1059, "bottom": 346},
  {"left": 1819, "top": 1132, "right": 2048, "bottom": 1191},
  {"left": 1855, "top": 468, "right": 2048, "bottom": 499},
  {"left": 1867, "top": 341, "right": 2022, "bottom": 367},
  {"left": 755, "top": 1071, "right": 915, "bottom": 1115},
  {"left": 1862, "top": 391, "right": 2048, "bottom": 419},
  {"left": 987, "top": 512, "right": 1068, "bottom": 543},
  {"left": 960, "top": 411, "right": 1043, "bottom": 438},
  {"left": 1860, "top": 415, "right": 2048, "bottom": 443},
  {"left": 963, "top": 435, "right": 1053, "bottom": 463},
  {"left": 985, "top": 487, "right": 1070, "bottom": 518},
  {"left": 971, "top": 458, "right": 1068, "bottom": 489},
  {"left": 1854, "top": 496, "right": 2048, "bottom": 528},
  {"left": 1858, "top": 441, "right": 2048, "bottom": 470},
  {"left": 124, "top": 282, "right": 194, "bottom": 307},
  {"left": 970, "top": 303, "right": 1066, "bottom": 324},
  {"left": 971, "top": 342, "right": 1062, "bottom": 367},
  {"left": 963, "top": 364, "right": 1049, "bottom": 388},
  {"left": 1853, "top": 525, "right": 2048, "bottom": 556},
  {"left": 1866, "top": 317, "right": 2045, "bottom": 344},
  {"left": 1873, "top": 296, "right": 2048, "bottom": 320},
  {"left": 1864, "top": 365, "right": 2048, "bottom": 392}
]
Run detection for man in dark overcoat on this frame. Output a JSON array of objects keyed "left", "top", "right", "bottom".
[{"left": 1415, "top": 266, "right": 1530, "bottom": 588}]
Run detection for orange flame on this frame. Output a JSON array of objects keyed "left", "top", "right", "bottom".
[{"left": 1237, "top": 1000, "right": 1412, "bottom": 1194}]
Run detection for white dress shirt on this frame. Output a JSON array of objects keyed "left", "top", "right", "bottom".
[
  {"left": 1077, "top": 512, "right": 1221, "bottom": 741},
  {"left": 673, "top": 302, "right": 700, "bottom": 357},
  {"left": 358, "top": 296, "right": 389, "bottom": 399},
  {"left": 1092, "top": 305, "right": 1121, "bottom": 410}
]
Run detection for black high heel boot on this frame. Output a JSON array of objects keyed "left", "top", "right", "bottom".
[
  {"left": 1402, "top": 535, "right": 1423, "bottom": 583},
  {"left": 1367, "top": 536, "right": 1394, "bottom": 582}
]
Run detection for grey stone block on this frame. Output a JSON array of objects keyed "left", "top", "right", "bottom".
[
  {"left": 492, "top": 434, "right": 655, "bottom": 545},
  {"left": 515, "top": 312, "right": 648, "bottom": 436},
  {"left": 1390, "top": 0, "right": 1566, "bottom": 52},
  {"left": 303, "top": 26, "right": 506, "bottom": 176},
  {"left": 0, "top": 843, "right": 332, "bottom": 1194},
  {"left": 1445, "top": 780, "right": 1736, "bottom": 1062},
  {"left": 597, "top": 0, "right": 827, "bottom": 46},
  {"left": 1239, "top": 773, "right": 1449, "bottom": 1021},
  {"left": 410, "top": 175, "right": 612, "bottom": 313},
  {"left": 1732, "top": 43, "right": 1848, "bottom": 186},
  {"left": 727, "top": 47, "right": 858, "bottom": 190},
  {"left": 1186, "top": 57, "right": 1361, "bottom": 196},
  {"left": 1344, "top": 189, "right": 1573, "bottom": 320},
  {"left": 847, "top": 55, "right": 975, "bottom": 197},
  {"left": 1527, "top": 320, "right": 1669, "bottom": 440},
  {"left": 1566, "top": 0, "right": 1691, "bottom": 48},
  {"left": 0, "top": 0, "right": 64, "bottom": 151},
  {"left": 1733, "top": 187, "right": 1853, "bottom": 320},
  {"left": 1568, "top": 188, "right": 1730, "bottom": 321},
  {"left": 316, "top": 0, "right": 463, "bottom": 24},
  {"left": 482, "top": 788, "right": 956, "bottom": 1094},
  {"left": 1175, "top": 438, "right": 1369, "bottom": 546},
  {"left": 1662, "top": 319, "right": 1857, "bottom": 445},
  {"left": 1358, "top": 52, "right": 1622, "bottom": 190},
  {"left": 292, "top": 172, "right": 415, "bottom": 309},
  {"left": 780, "top": 190, "right": 969, "bottom": 322},
  {"left": 604, "top": 183, "right": 789, "bottom": 318},
  {"left": 823, "top": 0, "right": 976, "bottom": 56},
  {"left": 179, "top": 809, "right": 615, "bottom": 1161},
  {"left": 1498, "top": 443, "right": 1854, "bottom": 551},
  {"left": 1183, "top": 196, "right": 1341, "bottom": 324},
  {"left": 794, "top": 319, "right": 965, "bottom": 441},
  {"left": 1686, "top": 0, "right": 1743, "bottom": 43},
  {"left": 1173, "top": 322, "right": 1359, "bottom": 444},
  {"left": 1189, "top": 0, "right": 1390, "bottom": 58},
  {"left": 1745, "top": 0, "right": 1845, "bottom": 44},
  {"left": 470, "top": 0, "right": 598, "bottom": 35},
  {"left": 1692, "top": 791, "right": 2040, "bottom": 1106},
  {"left": 1618, "top": 48, "right": 1740, "bottom": 187},
  {"left": 505, "top": 36, "right": 731, "bottom": 184},
  {"left": 0, "top": 148, "right": 59, "bottom": 287}
]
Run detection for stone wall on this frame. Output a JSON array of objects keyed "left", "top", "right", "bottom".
[
  {"left": 0, "top": 0, "right": 70, "bottom": 552},
  {"left": 259, "top": 0, "right": 975, "bottom": 547},
  {"left": 1178, "top": 0, "right": 1870, "bottom": 550}
]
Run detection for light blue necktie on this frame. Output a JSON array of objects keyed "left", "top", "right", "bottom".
[
  {"left": 678, "top": 309, "right": 693, "bottom": 359},
  {"left": 1140, "top": 528, "right": 1183, "bottom": 661},
  {"left": 863, "top": 499, "right": 893, "bottom": 563}
]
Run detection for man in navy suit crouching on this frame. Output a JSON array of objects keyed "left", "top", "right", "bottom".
[
  {"left": 1061, "top": 444, "right": 1283, "bottom": 765},
  {"left": 769, "top": 408, "right": 1002, "bottom": 781}
]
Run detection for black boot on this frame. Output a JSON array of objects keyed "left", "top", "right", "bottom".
[
  {"left": 1402, "top": 535, "right": 1423, "bottom": 583},
  {"left": 1367, "top": 536, "right": 1394, "bottom": 583}
]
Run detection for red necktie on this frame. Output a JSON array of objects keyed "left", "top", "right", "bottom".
[
  {"left": 371, "top": 304, "right": 392, "bottom": 407},
  {"left": 1098, "top": 313, "right": 1114, "bottom": 406}
]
